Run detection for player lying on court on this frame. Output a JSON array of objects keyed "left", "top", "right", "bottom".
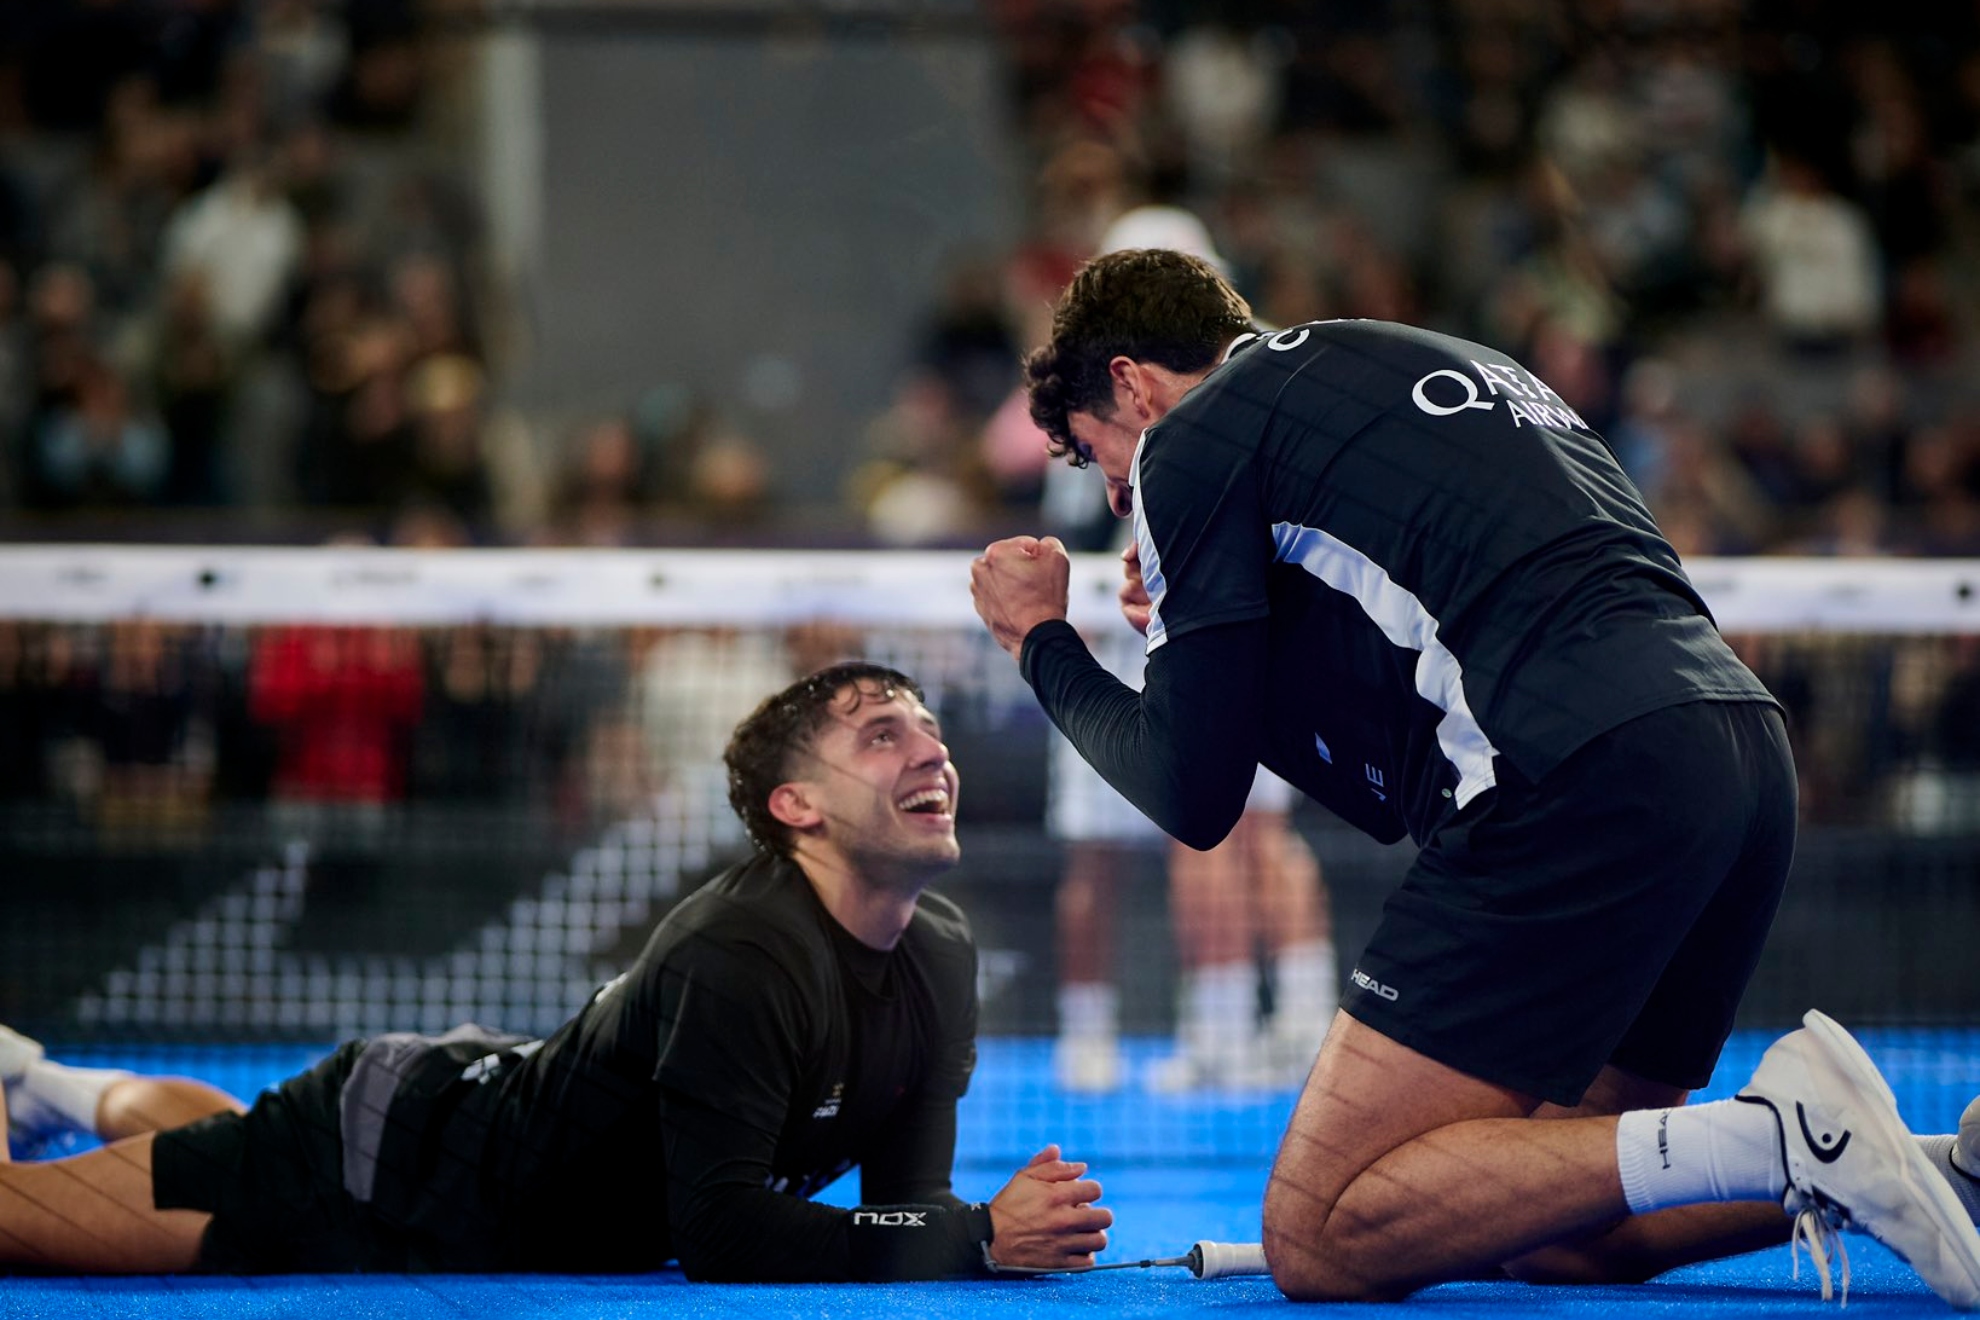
[
  {"left": 970, "top": 247, "right": 1980, "bottom": 1306},
  {"left": 0, "top": 662, "right": 1111, "bottom": 1279}
]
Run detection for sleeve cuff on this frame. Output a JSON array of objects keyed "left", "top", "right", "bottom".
[{"left": 1017, "top": 618, "right": 1083, "bottom": 687}]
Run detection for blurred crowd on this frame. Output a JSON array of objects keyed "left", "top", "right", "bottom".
[
  {"left": 856, "top": 0, "right": 1980, "bottom": 556},
  {"left": 2, "top": 615, "right": 1976, "bottom": 843},
  {"left": 0, "top": 0, "right": 538, "bottom": 542},
  {"left": 0, "top": 613, "right": 875, "bottom": 840},
  {"left": 0, "top": 1, "right": 1976, "bottom": 558}
]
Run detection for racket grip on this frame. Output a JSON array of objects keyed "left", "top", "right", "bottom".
[{"left": 1189, "top": 1240, "right": 1269, "bottom": 1279}]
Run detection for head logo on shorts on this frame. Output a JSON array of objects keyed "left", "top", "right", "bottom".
[{"left": 1351, "top": 968, "right": 1400, "bottom": 1002}]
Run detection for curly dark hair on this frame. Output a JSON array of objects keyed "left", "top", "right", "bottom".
[
  {"left": 1023, "top": 248, "right": 1254, "bottom": 463},
  {"left": 724, "top": 661, "right": 926, "bottom": 857}
]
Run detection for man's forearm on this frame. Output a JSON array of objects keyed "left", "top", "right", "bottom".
[
  {"left": 1018, "top": 619, "right": 1263, "bottom": 849},
  {"left": 674, "top": 1188, "right": 991, "bottom": 1281}
]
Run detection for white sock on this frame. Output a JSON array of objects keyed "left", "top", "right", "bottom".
[
  {"left": 8, "top": 1059, "right": 131, "bottom": 1139},
  {"left": 1057, "top": 982, "right": 1119, "bottom": 1041},
  {"left": 1615, "top": 1099, "right": 1786, "bottom": 1214},
  {"left": 1178, "top": 961, "right": 1258, "bottom": 1062},
  {"left": 1272, "top": 940, "right": 1338, "bottom": 1022},
  {"left": 1920, "top": 1134, "right": 1980, "bottom": 1225}
]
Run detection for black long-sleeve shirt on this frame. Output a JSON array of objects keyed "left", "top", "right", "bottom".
[
  {"left": 362, "top": 854, "right": 990, "bottom": 1279},
  {"left": 1024, "top": 320, "right": 1774, "bottom": 851}
]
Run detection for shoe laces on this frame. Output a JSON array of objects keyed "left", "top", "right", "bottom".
[{"left": 1790, "top": 1206, "right": 1852, "bottom": 1306}]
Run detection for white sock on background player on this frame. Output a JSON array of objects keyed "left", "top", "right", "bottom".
[
  {"left": 1268, "top": 940, "right": 1336, "bottom": 1053},
  {"left": 8, "top": 1059, "right": 132, "bottom": 1140},
  {"left": 1272, "top": 940, "right": 1337, "bottom": 1020},
  {"left": 1151, "top": 962, "right": 1261, "bottom": 1090},
  {"left": 1054, "top": 982, "right": 1123, "bottom": 1093},
  {"left": 2, "top": 1027, "right": 132, "bottom": 1142}
]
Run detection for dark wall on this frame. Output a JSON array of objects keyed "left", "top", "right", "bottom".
[{"left": 521, "top": 24, "right": 1020, "bottom": 504}]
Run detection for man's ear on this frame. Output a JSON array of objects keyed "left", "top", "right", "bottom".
[
  {"left": 1108, "top": 356, "right": 1153, "bottom": 421},
  {"left": 768, "top": 782, "right": 822, "bottom": 833}
]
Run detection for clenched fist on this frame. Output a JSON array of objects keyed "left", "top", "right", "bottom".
[{"left": 971, "top": 536, "right": 1072, "bottom": 660}]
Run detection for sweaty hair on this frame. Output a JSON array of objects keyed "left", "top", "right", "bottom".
[
  {"left": 1023, "top": 248, "right": 1254, "bottom": 463},
  {"left": 725, "top": 662, "right": 926, "bottom": 857}
]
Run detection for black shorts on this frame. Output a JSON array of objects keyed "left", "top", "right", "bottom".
[
  {"left": 151, "top": 1040, "right": 402, "bottom": 1272},
  {"left": 1344, "top": 700, "right": 1796, "bottom": 1107}
]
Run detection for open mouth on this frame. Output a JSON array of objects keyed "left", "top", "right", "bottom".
[{"left": 895, "top": 787, "right": 952, "bottom": 817}]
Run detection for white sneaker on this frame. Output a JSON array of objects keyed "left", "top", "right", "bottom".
[
  {"left": 1145, "top": 1036, "right": 1278, "bottom": 1094},
  {"left": 1737, "top": 1010, "right": 1980, "bottom": 1309},
  {"left": 1053, "top": 1034, "right": 1123, "bottom": 1094},
  {"left": 1, "top": 1023, "right": 46, "bottom": 1151},
  {"left": 0, "top": 1024, "right": 43, "bottom": 1089},
  {"left": 1261, "top": 1012, "right": 1328, "bottom": 1088}
]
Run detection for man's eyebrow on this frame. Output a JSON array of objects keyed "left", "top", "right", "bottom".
[{"left": 862, "top": 706, "right": 943, "bottom": 735}]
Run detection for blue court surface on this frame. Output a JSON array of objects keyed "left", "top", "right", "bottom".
[{"left": 4, "top": 1028, "right": 1977, "bottom": 1318}]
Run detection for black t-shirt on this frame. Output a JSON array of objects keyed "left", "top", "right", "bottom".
[
  {"left": 1024, "top": 319, "right": 1774, "bottom": 846},
  {"left": 363, "top": 853, "right": 986, "bottom": 1279}
]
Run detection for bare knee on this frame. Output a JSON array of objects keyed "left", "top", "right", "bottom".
[
  {"left": 1263, "top": 1174, "right": 1407, "bottom": 1302},
  {"left": 98, "top": 1077, "right": 242, "bottom": 1141}
]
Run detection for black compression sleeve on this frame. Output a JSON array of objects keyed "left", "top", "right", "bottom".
[
  {"left": 664, "top": 1094, "right": 992, "bottom": 1281},
  {"left": 844, "top": 1200, "right": 994, "bottom": 1279},
  {"left": 860, "top": 1095, "right": 963, "bottom": 1206},
  {"left": 1019, "top": 618, "right": 1268, "bottom": 850}
]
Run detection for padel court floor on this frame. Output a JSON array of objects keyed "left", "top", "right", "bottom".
[{"left": 4, "top": 1027, "right": 1978, "bottom": 1318}]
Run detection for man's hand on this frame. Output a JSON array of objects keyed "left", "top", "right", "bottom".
[
  {"left": 1118, "top": 539, "right": 1152, "bottom": 637},
  {"left": 971, "top": 536, "right": 1072, "bottom": 660},
  {"left": 987, "top": 1144, "right": 1112, "bottom": 1272}
]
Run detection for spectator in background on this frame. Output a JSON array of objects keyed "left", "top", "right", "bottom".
[
  {"left": 413, "top": 624, "right": 542, "bottom": 804},
  {"left": 1740, "top": 150, "right": 1882, "bottom": 354},
  {"left": 20, "top": 262, "right": 103, "bottom": 460},
  {"left": 388, "top": 250, "right": 480, "bottom": 365},
  {"left": 150, "top": 268, "right": 236, "bottom": 505},
  {"left": 159, "top": 150, "right": 304, "bottom": 353},
  {"left": 916, "top": 253, "right": 1021, "bottom": 430},
  {"left": 1893, "top": 423, "right": 1980, "bottom": 556},
  {"left": 547, "top": 415, "right": 650, "bottom": 548},
  {"left": 1160, "top": 19, "right": 1282, "bottom": 191},
  {"left": 252, "top": 1, "right": 352, "bottom": 132},
  {"left": 1646, "top": 412, "right": 1775, "bottom": 555},
  {"left": 42, "top": 77, "right": 204, "bottom": 322},
  {"left": 849, "top": 371, "right": 988, "bottom": 547},
  {"left": 249, "top": 623, "right": 423, "bottom": 808},
  {"left": 91, "top": 620, "right": 212, "bottom": 837},
  {"left": 24, "top": 355, "right": 169, "bottom": 510},
  {"left": 402, "top": 351, "right": 491, "bottom": 524},
  {"left": 1784, "top": 416, "right": 1863, "bottom": 534},
  {"left": 329, "top": 0, "right": 427, "bottom": 130},
  {"left": 296, "top": 308, "right": 416, "bottom": 510}
]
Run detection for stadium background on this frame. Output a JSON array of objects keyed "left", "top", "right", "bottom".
[{"left": 0, "top": 0, "right": 1977, "bottom": 1170}]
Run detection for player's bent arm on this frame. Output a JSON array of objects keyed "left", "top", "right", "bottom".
[
  {"left": 859, "top": 1095, "right": 965, "bottom": 1207},
  {"left": 663, "top": 1091, "right": 1001, "bottom": 1282},
  {"left": 1019, "top": 618, "right": 1265, "bottom": 850}
]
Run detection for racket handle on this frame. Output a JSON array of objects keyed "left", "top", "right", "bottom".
[{"left": 1189, "top": 1240, "right": 1269, "bottom": 1279}]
